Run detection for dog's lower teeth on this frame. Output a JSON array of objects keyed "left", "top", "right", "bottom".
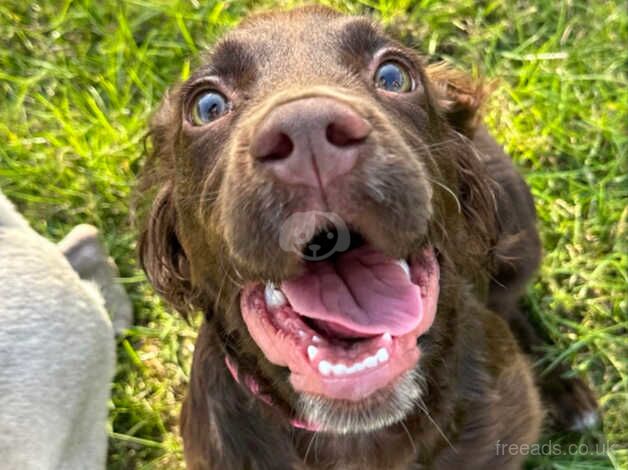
[
  {"left": 316, "top": 348, "right": 391, "bottom": 377},
  {"left": 318, "top": 360, "right": 332, "bottom": 376},
  {"left": 364, "top": 356, "right": 378, "bottom": 368},
  {"left": 264, "top": 282, "right": 286, "bottom": 308}
]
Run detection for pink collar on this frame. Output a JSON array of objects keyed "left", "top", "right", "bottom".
[{"left": 224, "top": 356, "right": 320, "bottom": 431}]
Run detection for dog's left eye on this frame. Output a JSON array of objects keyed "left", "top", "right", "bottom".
[
  {"left": 374, "top": 62, "right": 413, "bottom": 93},
  {"left": 191, "top": 90, "right": 230, "bottom": 125}
]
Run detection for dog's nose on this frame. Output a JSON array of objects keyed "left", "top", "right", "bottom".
[{"left": 250, "top": 97, "right": 371, "bottom": 188}]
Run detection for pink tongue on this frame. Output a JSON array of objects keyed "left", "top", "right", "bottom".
[{"left": 280, "top": 246, "right": 422, "bottom": 336}]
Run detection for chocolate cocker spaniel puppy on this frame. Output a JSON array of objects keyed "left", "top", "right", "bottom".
[{"left": 137, "top": 6, "right": 598, "bottom": 469}]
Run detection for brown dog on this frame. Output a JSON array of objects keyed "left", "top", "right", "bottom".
[{"left": 137, "top": 6, "right": 598, "bottom": 469}]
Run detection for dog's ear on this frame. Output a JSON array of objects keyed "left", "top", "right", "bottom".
[
  {"left": 426, "top": 63, "right": 490, "bottom": 137},
  {"left": 425, "top": 65, "right": 499, "bottom": 274},
  {"left": 138, "top": 183, "right": 197, "bottom": 315},
  {"left": 136, "top": 92, "right": 196, "bottom": 316}
]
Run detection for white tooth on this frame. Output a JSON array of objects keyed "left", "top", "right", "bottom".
[
  {"left": 382, "top": 332, "right": 392, "bottom": 342},
  {"left": 312, "top": 335, "right": 321, "bottom": 343},
  {"left": 307, "top": 345, "right": 318, "bottom": 361},
  {"left": 332, "top": 363, "right": 348, "bottom": 376},
  {"left": 264, "top": 282, "right": 286, "bottom": 308},
  {"left": 346, "top": 364, "right": 359, "bottom": 374},
  {"left": 364, "top": 355, "right": 378, "bottom": 368},
  {"left": 396, "top": 259, "right": 411, "bottom": 279},
  {"left": 376, "top": 347, "right": 389, "bottom": 363},
  {"left": 355, "top": 362, "right": 365, "bottom": 372},
  {"left": 318, "top": 360, "right": 332, "bottom": 376}
]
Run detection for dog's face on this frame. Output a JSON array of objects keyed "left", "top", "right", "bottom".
[{"left": 139, "top": 6, "right": 495, "bottom": 434}]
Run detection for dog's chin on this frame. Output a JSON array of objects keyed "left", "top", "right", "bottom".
[{"left": 296, "top": 369, "right": 424, "bottom": 435}]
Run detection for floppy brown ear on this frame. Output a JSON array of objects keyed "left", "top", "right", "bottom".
[
  {"left": 138, "top": 182, "right": 197, "bottom": 315},
  {"left": 136, "top": 92, "right": 197, "bottom": 315},
  {"left": 426, "top": 62, "right": 490, "bottom": 137},
  {"left": 425, "top": 64, "right": 499, "bottom": 275}
]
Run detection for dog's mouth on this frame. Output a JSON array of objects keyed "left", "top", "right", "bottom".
[{"left": 240, "top": 231, "right": 440, "bottom": 402}]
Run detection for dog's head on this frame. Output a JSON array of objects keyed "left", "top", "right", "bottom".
[{"left": 138, "top": 6, "right": 496, "bottom": 434}]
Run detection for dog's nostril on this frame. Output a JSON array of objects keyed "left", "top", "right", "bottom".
[
  {"left": 326, "top": 122, "right": 351, "bottom": 147},
  {"left": 257, "top": 132, "right": 294, "bottom": 161},
  {"left": 326, "top": 117, "right": 371, "bottom": 147}
]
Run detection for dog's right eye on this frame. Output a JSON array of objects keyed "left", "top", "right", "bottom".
[
  {"left": 191, "top": 90, "right": 230, "bottom": 125},
  {"left": 374, "top": 61, "right": 414, "bottom": 93}
]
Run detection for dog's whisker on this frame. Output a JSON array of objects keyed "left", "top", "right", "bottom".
[
  {"left": 416, "top": 396, "right": 457, "bottom": 453},
  {"left": 400, "top": 419, "right": 417, "bottom": 455},
  {"left": 213, "top": 258, "right": 230, "bottom": 316},
  {"left": 303, "top": 429, "right": 318, "bottom": 463},
  {"left": 427, "top": 177, "right": 462, "bottom": 214}
]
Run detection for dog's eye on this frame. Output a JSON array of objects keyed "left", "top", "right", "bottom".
[
  {"left": 374, "top": 62, "right": 413, "bottom": 93},
  {"left": 191, "top": 91, "right": 229, "bottom": 125}
]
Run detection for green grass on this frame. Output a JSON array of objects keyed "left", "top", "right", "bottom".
[{"left": 1, "top": 0, "right": 626, "bottom": 468}]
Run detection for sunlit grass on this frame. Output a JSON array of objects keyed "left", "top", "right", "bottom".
[{"left": 1, "top": 1, "right": 626, "bottom": 468}]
